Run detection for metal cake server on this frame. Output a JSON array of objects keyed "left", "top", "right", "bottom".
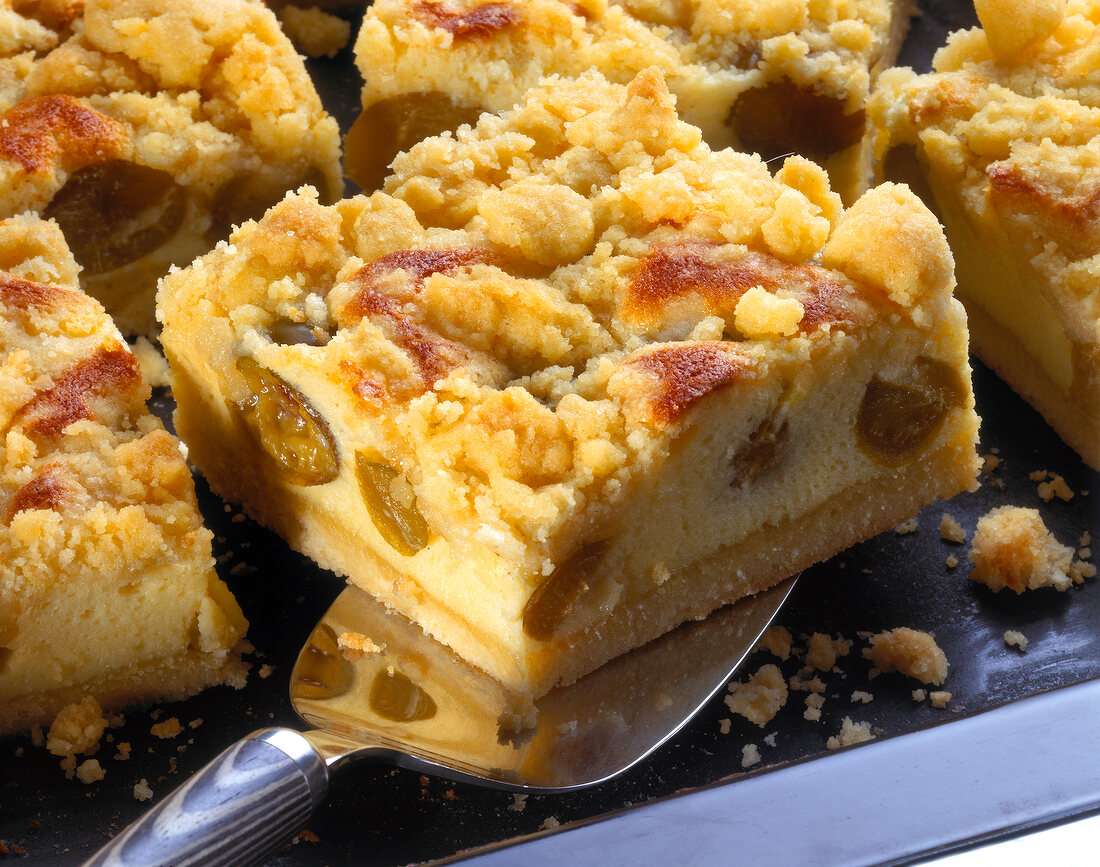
[{"left": 84, "top": 576, "right": 797, "bottom": 867}]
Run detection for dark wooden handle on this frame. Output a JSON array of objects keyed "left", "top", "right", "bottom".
[{"left": 83, "top": 728, "right": 328, "bottom": 867}]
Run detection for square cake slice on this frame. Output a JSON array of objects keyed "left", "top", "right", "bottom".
[
  {"left": 0, "top": 214, "right": 248, "bottom": 735},
  {"left": 349, "top": 0, "right": 916, "bottom": 202},
  {"left": 0, "top": 0, "right": 343, "bottom": 336},
  {"left": 159, "top": 68, "right": 980, "bottom": 703},
  {"left": 867, "top": 0, "right": 1100, "bottom": 468}
]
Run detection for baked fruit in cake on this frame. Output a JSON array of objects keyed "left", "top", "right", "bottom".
[
  {"left": 0, "top": 214, "right": 248, "bottom": 735},
  {"left": 867, "top": 0, "right": 1100, "bottom": 469},
  {"left": 0, "top": 0, "right": 343, "bottom": 336},
  {"left": 159, "top": 68, "right": 980, "bottom": 703},
  {"left": 349, "top": 0, "right": 916, "bottom": 204}
]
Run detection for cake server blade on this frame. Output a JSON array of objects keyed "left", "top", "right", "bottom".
[{"left": 84, "top": 576, "right": 796, "bottom": 867}]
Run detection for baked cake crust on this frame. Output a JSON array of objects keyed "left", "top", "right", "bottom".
[
  {"left": 0, "top": 213, "right": 248, "bottom": 734},
  {"left": 0, "top": 0, "right": 343, "bottom": 336},
  {"left": 867, "top": 0, "right": 1100, "bottom": 468},
  {"left": 159, "top": 68, "right": 980, "bottom": 702},
  {"left": 350, "top": 0, "right": 916, "bottom": 202}
]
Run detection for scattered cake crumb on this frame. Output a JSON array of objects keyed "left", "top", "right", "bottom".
[
  {"left": 864, "top": 628, "right": 949, "bottom": 685},
  {"left": 826, "top": 718, "right": 874, "bottom": 750},
  {"left": 718, "top": 718, "right": 731, "bottom": 735},
  {"left": 894, "top": 517, "right": 919, "bottom": 534},
  {"left": 134, "top": 779, "right": 154, "bottom": 802},
  {"left": 981, "top": 453, "right": 1000, "bottom": 474},
  {"left": 150, "top": 718, "right": 184, "bottom": 739},
  {"left": 756, "top": 626, "right": 792, "bottom": 661},
  {"left": 969, "top": 506, "right": 1073, "bottom": 593},
  {"left": 851, "top": 691, "right": 873, "bottom": 704},
  {"left": 539, "top": 816, "right": 560, "bottom": 831},
  {"left": 1037, "top": 473, "right": 1074, "bottom": 502},
  {"left": 805, "top": 633, "right": 851, "bottom": 672},
  {"left": 337, "top": 631, "right": 384, "bottom": 661},
  {"left": 1070, "top": 560, "right": 1096, "bottom": 584},
  {"left": 912, "top": 689, "right": 927, "bottom": 702},
  {"left": 929, "top": 691, "right": 952, "bottom": 709},
  {"left": 508, "top": 794, "right": 528, "bottom": 812},
  {"left": 1004, "top": 630, "right": 1029, "bottom": 651},
  {"left": 114, "top": 743, "right": 132, "bottom": 761},
  {"left": 945, "top": 555, "right": 959, "bottom": 568},
  {"left": 763, "top": 733, "right": 777, "bottom": 747},
  {"left": 76, "top": 759, "right": 105, "bottom": 784},
  {"left": 259, "top": 664, "right": 275, "bottom": 679},
  {"left": 741, "top": 744, "right": 761, "bottom": 768},
  {"left": 803, "top": 707, "right": 821, "bottom": 722},
  {"left": 725, "top": 664, "right": 788, "bottom": 727},
  {"left": 189, "top": 719, "right": 204, "bottom": 729},
  {"left": 46, "top": 697, "right": 108, "bottom": 759},
  {"left": 939, "top": 513, "right": 967, "bottom": 543}
]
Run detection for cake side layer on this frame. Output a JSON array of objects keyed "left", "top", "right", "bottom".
[
  {"left": 0, "top": 642, "right": 249, "bottom": 734},
  {"left": 168, "top": 299, "right": 979, "bottom": 694}
]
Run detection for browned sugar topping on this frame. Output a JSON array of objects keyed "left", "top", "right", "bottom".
[
  {"left": 0, "top": 96, "right": 128, "bottom": 175},
  {"left": 0, "top": 273, "right": 71, "bottom": 310},
  {"left": 6, "top": 464, "right": 75, "bottom": 523},
  {"left": 412, "top": 1, "right": 520, "bottom": 40},
  {"left": 346, "top": 248, "right": 492, "bottom": 389},
  {"left": 630, "top": 343, "right": 750, "bottom": 425},
  {"left": 987, "top": 162, "right": 1100, "bottom": 224},
  {"left": 625, "top": 244, "right": 865, "bottom": 332},
  {"left": 15, "top": 346, "right": 141, "bottom": 438},
  {"left": 347, "top": 248, "right": 494, "bottom": 317}
]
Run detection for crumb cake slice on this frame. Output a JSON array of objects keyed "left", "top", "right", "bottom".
[
  {"left": 867, "top": 0, "right": 1100, "bottom": 468},
  {"left": 159, "top": 69, "right": 979, "bottom": 703},
  {"left": 349, "top": 0, "right": 916, "bottom": 203},
  {"left": 0, "top": 214, "right": 248, "bottom": 735},
  {"left": 0, "top": 0, "right": 343, "bottom": 336}
]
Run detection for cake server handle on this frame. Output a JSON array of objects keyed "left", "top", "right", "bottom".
[{"left": 82, "top": 727, "right": 331, "bottom": 867}]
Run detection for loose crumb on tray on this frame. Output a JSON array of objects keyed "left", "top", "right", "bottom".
[
  {"left": 725, "top": 664, "right": 788, "bottom": 727},
  {"left": 939, "top": 513, "right": 967, "bottom": 543},
  {"left": 46, "top": 696, "right": 108, "bottom": 759},
  {"left": 756, "top": 626, "right": 793, "bottom": 661},
  {"left": 969, "top": 506, "right": 1074, "bottom": 593},
  {"left": 864, "top": 628, "right": 948, "bottom": 685},
  {"left": 134, "top": 779, "right": 154, "bottom": 802},
  {"left": 1004, "top": 630, "right": 1029, "bottom": 651},
  {"left": 741, "top": 744, "right": 761, "bottom": 768},
  {"left": 150, "top": 718, "right": 184, "bottom": 739},
  {"left": 826, "top": 717, "right": 874, "bottom": 750}
]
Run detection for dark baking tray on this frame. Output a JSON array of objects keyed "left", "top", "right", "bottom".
[{"left": 1, "top": 2, "right": 1098, "bottom": 863}]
